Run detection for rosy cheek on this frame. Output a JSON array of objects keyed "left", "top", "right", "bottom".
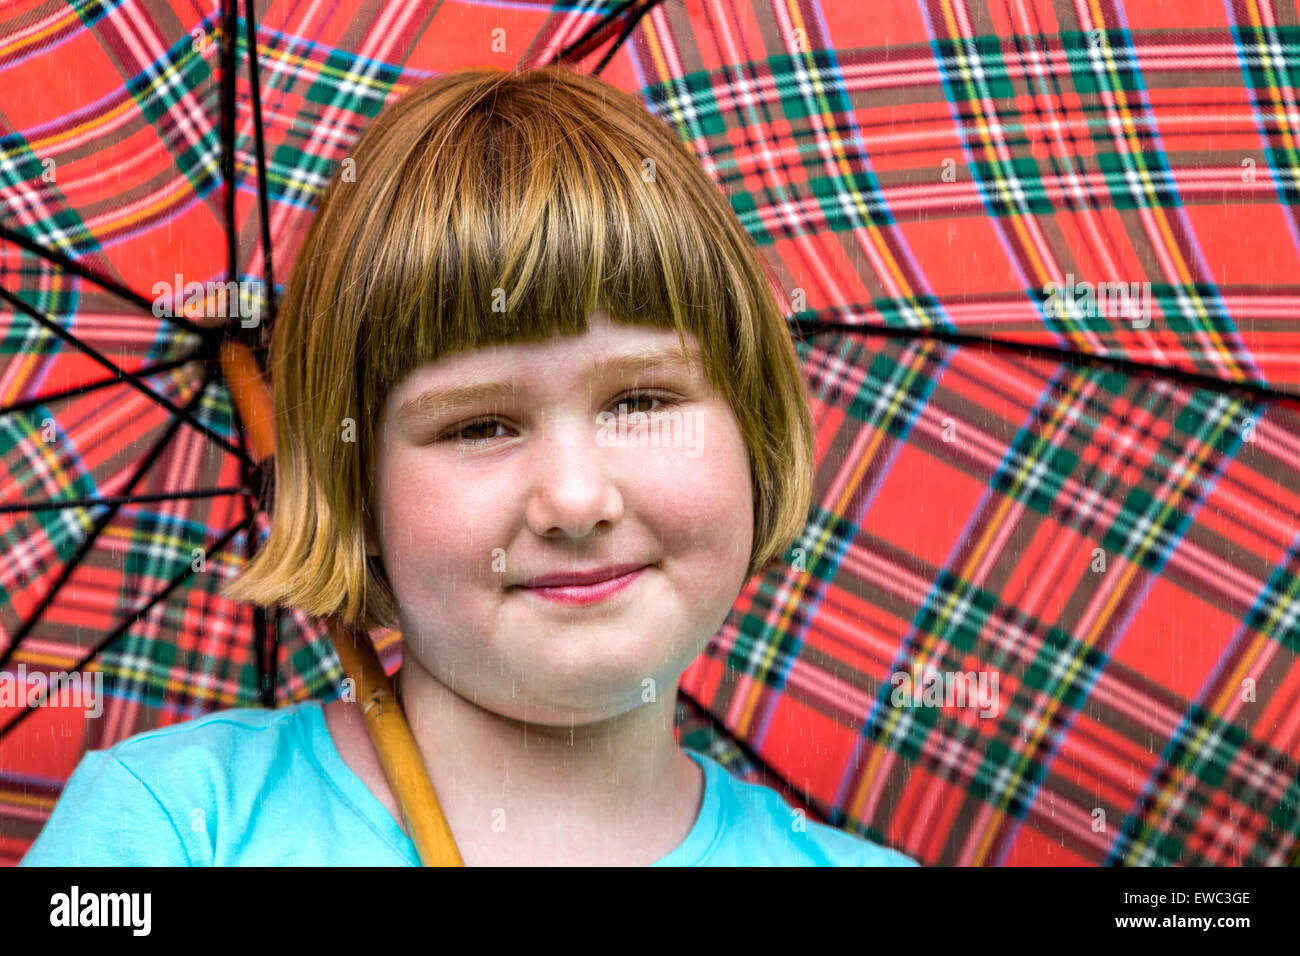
[
  {"left": 380, "top": 451, "right": 507, "bottom": 570},
  {"left": 377, "top": 454, "right": 443, "bottom": 565},
  {"left": 635, "top": 422, "right": 751, "bottom": 544}
]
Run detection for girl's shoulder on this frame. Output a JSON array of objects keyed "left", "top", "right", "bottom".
[
  {"left": 19, "top": 698, "right": 395, "bottom": 866},
  {"left": 107, "top": 699, "right": 319, "bottom": 751},
  {"left": 683, "top": 749, "right": 920, "bottom": 867},
  {"left": 59, "top": 700, "right": 310, "bottom": 793},
  {"left": 115, "top": 697, "right": 319, "bottom": 743},
  {"left": 89, "top": 699, "right": 324, "bottom": 795}
]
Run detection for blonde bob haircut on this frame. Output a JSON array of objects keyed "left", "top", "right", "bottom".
[{"left": 223, "top": 65, "right": 814, "bottom": 633}]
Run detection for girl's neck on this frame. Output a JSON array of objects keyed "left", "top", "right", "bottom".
[{"left": 354, "top": 651, "right": 705, "bottom": 866}]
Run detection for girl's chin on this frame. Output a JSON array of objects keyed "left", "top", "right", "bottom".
[
  {"left": 486, "top": 697, "right": 664, "bottom": 729},
  {"left": 476, "top": 671, "right": 678, "bottom": 719}
]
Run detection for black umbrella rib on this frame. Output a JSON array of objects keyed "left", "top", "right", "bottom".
[
  {"left": 267, "top": 606, "right": 283, "bottom": 707},
  {"left": 546, "top": 0, "right": 651, "bottom": 66},
  {"left": 242, "top": 0, "right": 277, "bottom": 329},
  {"left": 0, "top": 488, "right": 251, "bottom": 515},
  {"left": 0, "top": 511, "right": 257, "bottom": 741},
  {"left": 790, "top": 315, "right": 1300, "bottom": 407},
  {"left": 0, "top": 375, "right": 217, "bottom": 672},
  {"left": 220, "top": 0, "right": 239, "bottom": 288},
  {"left": 0, "top": 284, "right": 249, "bottom": 461},
  {"left": 0, "top": 221, "right": 219, "bottom": 342},
  {"left": 591, "top": 0, "right": 666, "bottom": 76},
  {"left": 0, "top": 355, "right": 200, "bottom": 418},
  {"left": 240, "top": 487, "right": 276, "bottom": 708}
]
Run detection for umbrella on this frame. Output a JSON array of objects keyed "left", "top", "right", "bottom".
[
  {"left": 591, "top": 0, "right": 1300, "bottom": 866},
  {"left": 2, "top": 0, "right": 1297, "bottom": 868}
]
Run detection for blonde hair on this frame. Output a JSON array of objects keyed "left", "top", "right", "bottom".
[{"left": 223, "top": 65, "right": 814, "bottom": 633}]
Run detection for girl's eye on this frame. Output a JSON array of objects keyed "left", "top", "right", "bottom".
[
  {"left": 613, "top": 390, "right": 673, "bottom": 415},
  {"left": 451, "top": 420, "right": 509, "bottom": 443},
  {"left": 441, "top": 391, "right": 678, "bottom": 445}
]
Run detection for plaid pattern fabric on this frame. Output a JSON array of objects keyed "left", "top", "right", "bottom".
[
  {"left": 0, "top": 0, "right": 1297, "bottom": 866},
  {"left": 601, "top": 0, "right": 1300, "bottom": 865},
  {"left": 679, "top": 334, "right": 1300, "bottom": 865}
]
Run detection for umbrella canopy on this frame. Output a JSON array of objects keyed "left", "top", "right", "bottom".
[
  {"left": 2, "top": 0, "right": 1298, "bottom": 867},
  {"left": 602, "top": 0, "right": 1300, "bottom": 866}
]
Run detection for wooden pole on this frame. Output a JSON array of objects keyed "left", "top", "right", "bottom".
[
  {"left": 220, "top": 339, "right": 464, "bottom": 866},
  {"left": 327, "top": 616, "right": 464, "bottom": 866}
]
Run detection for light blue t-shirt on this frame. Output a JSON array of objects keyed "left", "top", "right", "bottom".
[{"left": 20, "top": 699, "right": 918, "bottom": 867}]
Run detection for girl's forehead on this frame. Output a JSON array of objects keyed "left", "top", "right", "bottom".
[
  {"left": 378, "top": 318, "right": 705, "bottom": 423},
  {"left": 402, "top": 315, "right": 696, "bottom": 381}
]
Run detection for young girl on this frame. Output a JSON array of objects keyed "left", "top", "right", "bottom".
[{"left": 21, "top": 65, "right": 917, "bottom": 867}]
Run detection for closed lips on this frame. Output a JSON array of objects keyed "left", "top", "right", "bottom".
[{"left": 517, "top": 564, "right": 650, "bottom": 588}]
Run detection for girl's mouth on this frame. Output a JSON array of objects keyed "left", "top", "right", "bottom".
[{"left": 517, "top": 566, "right": 649, "bottom": 606}]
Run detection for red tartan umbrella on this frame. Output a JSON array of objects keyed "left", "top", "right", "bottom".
[{"left": 1, "top": 0, "right": 1298, "bottom": 867}]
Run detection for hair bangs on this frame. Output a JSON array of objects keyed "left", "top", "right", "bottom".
[{"left": 356, "top": 85, "right": 724, "bottom": 417}]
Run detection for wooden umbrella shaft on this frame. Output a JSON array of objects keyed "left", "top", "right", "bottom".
[
  {"left": 220, "top": 339, "right": 464, "bottom": 867},
  {"left": 328, "top": 616, "right": 464, "bottom": 866}
]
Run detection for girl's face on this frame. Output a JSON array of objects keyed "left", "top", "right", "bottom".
[{"left": 368, "top": 311, "right": 755, "bottom": 724}]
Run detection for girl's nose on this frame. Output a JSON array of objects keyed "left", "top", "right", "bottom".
[{"left": 523, "top": 422, "right": 625, "bottom": 540}]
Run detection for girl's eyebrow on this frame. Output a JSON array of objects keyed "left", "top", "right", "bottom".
[{"left": 395, "top": 344, "right": 699, "bottom": 426}]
